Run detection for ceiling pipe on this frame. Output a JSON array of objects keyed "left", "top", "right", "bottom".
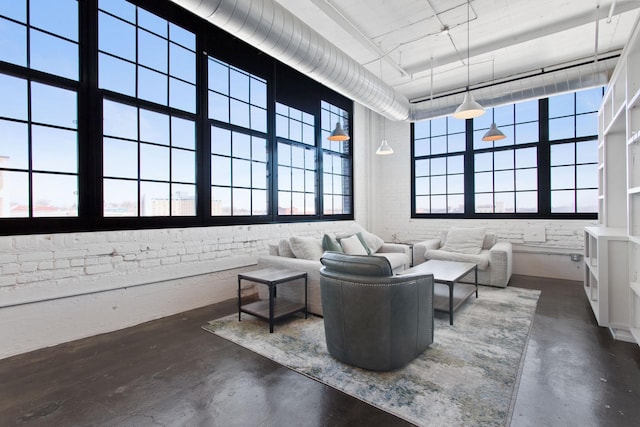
[
  {"left": 169, "top": 0, "right": 620, "bottom": 122},
  {"left": 169, "top": 0, "right": 411, "bottom": 121}
]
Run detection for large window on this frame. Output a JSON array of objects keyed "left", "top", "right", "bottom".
[
  {"left": 0, "top": 0, "right": 353, "bottom": 234},
  {"left": 276, "top": 103, "right": 316, "bottom": 216},
  {"left": 321, "top": 101, "right": 352, "bottom": 215},
  {"left": 99, "top": 0, "right": 197, "bottom": 217},
  {"left": 412, "top": 87, "right": 603, "bottom": 218},
  {"left": 0, "top": 0, "right": 79, "bottom": 218},
  {"left": 209, "top": 57, "right": 268, "bottom": 217}
]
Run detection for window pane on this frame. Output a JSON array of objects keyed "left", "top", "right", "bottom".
[
  {"left": 516, "top": 191, "right": 537, "bottom": 213},
  {"left": 576, "top": 112, "right": 598, "bottom": 137},
  {"left": 576, "top": 87, "right": 602, "bottom": 114},
  {"left": 169, "top": 43, "right": 195, "bottom": 82},
  {"left": 0, "top": 120, "right": 28, "bottom": 169},
  {"left": 211, "top": 155, "right": 231, "bottom": 186},
  {"left": 140, "top": 109, "right": 169, "bottom": 145},
  {"left": 99, "top": 12, "right": 135, "bottom": 60},
  {"left": 550, "top": 143, "right": 575, "bottom": 166},
  {"left": 577, "top": 189, "right": 598, "bottom": 212},
  {"left": 211, "top": 186, "right": 231, "bottom": 215},
  {"left": 104, "top": 178, "right": 137, "bottom": 216},
  {"left": 171, "top": 117, "right": 195, "bottom": 150},
  {"left": 169, "top": 78, "right": 196, "bottom": 113},
  {"left": 141, "top": 182, "right": 169, "bottom": 216},
  {"left": 31, "top": 83, "right": 77, "bottom": 128},
  {"left": 576, "top": 140, "right": 597, "bottom": 164},
  {"left": 30, "top": 29, "right": 78, "bottom": 80},
  {"left": 172, "top": 149, "right": 195, "bottom": 183},
  {"left": 140, "top": 144, "right": 169, "bottom": 181},
  {"left": 549, "top": 116, "right": 574, "bottom": 140},
  {"left": 494, "top": 170, "right": 514, "bottom": 191},
  {"left": 32, "top": 126, "right": 77, "bottom": 173},
  {"left": 551, "top": 165, "right": 575, "bottom": 189},
  {"left": 516, "top": 169, "right": 537, "bottom": 191},
  {"left": 103, "top": 100, "right": 137, "bottom": 139},
  {"left": 549, "top": 92, "right": 574, "bottom": 118},
  {"left": 104, "top": 138, "right": 137, "bottom": 178},
  {"left": 99, "top": 54, "right": 136, "bottom": 95},
  {"left": 171, "top": 184, "right": 195, "bottom": 216},
  {"left": 551, "top": 190, "right": 575, "bottom": 212},
  {"left": 138, "top": 67, "right": 167, "bottom": 105},
  {"left": 494, "top": 192, "right": 514, "bottom": 213},
  {"left": 577, "top": 164, "right": 598, "bottom": 188},
  {"left": 0, "top": 17, "right": 27, "bottom": 66},
  {"left": 0, "top": 171, "right": 29, "bottom": 217},
  {"left": 32, "top": 173, "right": 77, "bottom": 217}
]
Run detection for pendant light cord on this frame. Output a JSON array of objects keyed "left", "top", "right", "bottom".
[{"left": 466, "top": 0, "right": 470, "bottom": 90}]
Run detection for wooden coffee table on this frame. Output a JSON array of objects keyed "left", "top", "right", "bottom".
[{"left": 403, "top": 260, "right": 478, "bottom": 325}]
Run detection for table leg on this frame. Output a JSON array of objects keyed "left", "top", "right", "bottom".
[
  {"left": 475, "top": 265, "right": 478, "bottom": 298},
  {"left": 449, "top": 282, "right": 454, "bottom": 325},
  {"left": 304, "top": 275, "right": 308, "bottom": 318},
  {"left": 238, "top": 277, "right": 242, "bottom": 322},
  {"left": 269, "top": 285, "right": 274, "bottom": 333}
]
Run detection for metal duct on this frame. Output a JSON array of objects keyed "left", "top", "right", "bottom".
[
  {"left": 169, "top": 0, "right": 411, "bottom": 121},
  {"left": 169, "top": 0, "right": 615, "bottom": 123},
  {"left": 410, "top": 57, "right": 617, "bottom": 121}
]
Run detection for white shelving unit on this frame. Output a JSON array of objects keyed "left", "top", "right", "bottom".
[{"left": 589, "top": 13, "right": 640, "bottom": 345}]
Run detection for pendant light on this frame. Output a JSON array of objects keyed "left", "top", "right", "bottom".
[
  {"left": 376, "top": 47, "right": 394, "bottom": 155},
  {"left": 482, "top": 59, "right": 506, "bottom": 141},
  {"left": 453, "top": 0, "right": 484, "bottom": 120},
  {"left": 328, "top": 122, "right": 350, "bottom": 141}
]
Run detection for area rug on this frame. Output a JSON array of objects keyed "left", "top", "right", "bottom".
[{"left": 202, "top": 286, "right": 540, "bottom": 427}]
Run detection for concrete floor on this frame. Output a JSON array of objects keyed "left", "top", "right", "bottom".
[{"left": 0, "top": 275, "right": 638, "bottom": 426}]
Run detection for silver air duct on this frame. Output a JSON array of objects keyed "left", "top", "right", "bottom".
[
  {"left": 169, "top": 0, "right": 411, "bottom": 121},
  {"left": 169, "top": 0, "right": 616, "bottom": 122},
  {"left": 410, "top": 57, "right": 616, "bottom": 121}
]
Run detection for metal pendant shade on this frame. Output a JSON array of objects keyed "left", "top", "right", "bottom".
[
  {"left": 328, "top": 122, "right": 350, "bottom": 141},
  {"left": 453, "top": 92, "right": 485, "bottom": 119},
  {"left": 376, "top": 139, "right": 394, "bottom": 155},
  {"left": 454, "top": 0, "right": 484, "bottom": 120},
  {"left": 482, "top": 122, "right": 506, "bottom": 141}
]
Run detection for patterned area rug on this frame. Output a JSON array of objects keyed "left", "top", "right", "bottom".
[{"left": 202, "top": 286, "right": 540, "bottom": 427}]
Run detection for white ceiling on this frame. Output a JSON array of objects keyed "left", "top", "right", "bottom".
[{"left": 274, "top": 0, "right": 640, "bottom": 103}]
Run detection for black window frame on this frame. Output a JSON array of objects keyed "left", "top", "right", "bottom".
[
  {"left": 411, "top": 88, "right": 603, "bottom": 220},
  {"left": 0, "top": 0, "right": 354, "bottom": 235}
]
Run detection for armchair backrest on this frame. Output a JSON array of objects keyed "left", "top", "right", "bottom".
[
  {"left": 439, "top": 230, "right": 497, "bottom": 249},
  {"left": 320, "top": 251, "right": 393, "bottom": 277}
]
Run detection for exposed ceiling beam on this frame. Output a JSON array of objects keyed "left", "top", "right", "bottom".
[
  {"left": 404, "top": 0, "right": 640, "bottom": 76},
  {"left": 309, "top": 0, "right": 409, "bottom": 77}
]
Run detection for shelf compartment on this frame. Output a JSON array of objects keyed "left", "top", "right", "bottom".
[{"left": 630, "top": 282, "right": 640, "bottom": 345}]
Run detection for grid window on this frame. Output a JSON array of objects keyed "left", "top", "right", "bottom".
[
  {"left": 413, "top": 117, "right": 465, "bottom": 214},
  {"left": 277, "top": 103, "right": 316, "bottom": 215},
  {"left": 102, "top": 100, "right": 196, "bottom": 217},
  {"left": 98, "top": 0, "right": 196, "bottom": 113},
  {"left": 209, "top": 55, "right": 269, "bottom": 217},
  {"left": 208, "top": 57, "right": 267, "bottom": 132},
  {"left": 0, "top": 0, "right": 79, "bottom": 80},
  {"left": 321, "top": 101, "right": 352, "bottom": 215},
  {"left": 211, "top": 126, "right": 268, "bottom": 216},
  {"left": 0, "top": 74, "right": 78, "bottom": 217},
  {"left": 549, "top": 88, "right": 601, "bottom": 213},
  {"left": 412, "top": 87, "right": 602, "bottom": 218}
]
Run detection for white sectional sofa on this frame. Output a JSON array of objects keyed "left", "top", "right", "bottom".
[
  {"left": 256, "top": 224, "right": 411, "bottom": 316},
  {"left": 412, "top": 227, "right": 512, "bottom": 288}
]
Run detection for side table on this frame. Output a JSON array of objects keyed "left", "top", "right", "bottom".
[{"left": 238, "top": 268, "right": 308, "bottom": 333}]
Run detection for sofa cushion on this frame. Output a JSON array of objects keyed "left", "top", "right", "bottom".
[
  {"left": 424, "top": 249, "right": 490, "bottom": 270},
  {"left": 337, "top": 232, "right": 372, "bottom": 255},
  {"left": 289, "top": 236, "right": 324, "bottom": 260},
  {"left": 322, "top": 234, "right": 343, "bottom": 253},
  {"left": 278, "top": 239, "right": 296, "bottom": 258},
  {"left": 440, "top": 230, "right": 497, "bottom": 250},
  {"left": 440, "top": 227, "right": 486, "bottom": 255},
  {"left": 320, "top": 252, "right": 393, "bottom": 277},
  {"left": 339, "top": 234, "right": 369, "bottom": 255},
  {"left": 359, "top": 229, "right": 385, "bottom": 253}
]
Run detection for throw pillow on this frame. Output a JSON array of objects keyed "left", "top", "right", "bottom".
[
  {"left": 339, "top": 234, "right": 369, "bottom": 255},
  {"left": 322, "top": 234, "right": 343, "bottom": 253},
  {"left": 337, "top": 232, "right": 371, "bottom": 255},
  {"left": 289, "top": 236, "right": 324, "bottom": 260},
  {"left": 278, "top": 239, "right": 296, "bottom": 258},
  {"left": 358, "top": 229, "right": 385, "bottom": 253},
  {"left": 441, "top": 227, "right": 486, "bottom": 255}
]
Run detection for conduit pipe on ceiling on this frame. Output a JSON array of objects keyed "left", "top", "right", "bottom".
[{"left": 169, "top": 0, "right": 615, "bottom": 122}]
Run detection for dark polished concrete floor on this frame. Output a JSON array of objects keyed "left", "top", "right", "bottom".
[{"left": 1, "top": 275, "right": 638, "bottom": 426}]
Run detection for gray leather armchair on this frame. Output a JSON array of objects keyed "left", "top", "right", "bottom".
[{"left": 319, "top": 252, "right": 434, "bottom": 371}]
